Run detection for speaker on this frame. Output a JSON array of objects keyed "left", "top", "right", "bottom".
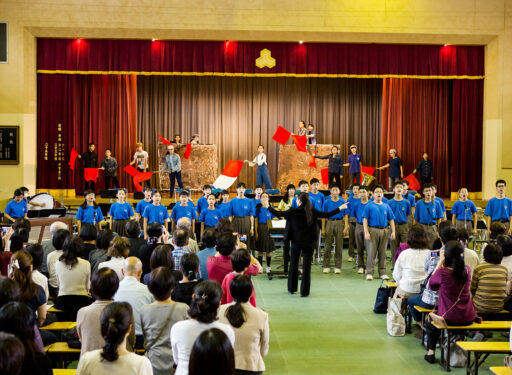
[{"left": 0, "top": 23, "right": 7, "bottom": 63}]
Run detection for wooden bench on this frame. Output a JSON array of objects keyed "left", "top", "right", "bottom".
[
  {"left": 45, "top": 342, "right": 80, "bottom": 368},
  {"left": 414, "top": 305, "right": 433, "bottom": 346},
  {"left": 48, "top": 306, "right": 64, "bottom": 313},
  {"left": 432, "top": 320, "right": 511, "bottom": 372},
  {"left": 456, "top": 341, "right": 511, "bottom": 375},
  {"left": 384, "top": 281, "right": 397, "bottom": 288},
  {"left": 53, "top": 370, "right": 77, "bottom": 375},
  {"left": 40, "top": 322, "right": 76, "bottom": 331},
  {"left": 491, "top": 367, "right": 512, "bottom": 375}
]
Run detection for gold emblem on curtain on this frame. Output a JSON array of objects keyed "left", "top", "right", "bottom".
[{"left": 256, "top": 49, "right": 276, "bottom": 69}]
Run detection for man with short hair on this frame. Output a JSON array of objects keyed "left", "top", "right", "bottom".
[
  {"left": 175, "top": 217, "right": 200, "bottom": 253},
  {"left": 413, "top": 152, "right": 433, "bottom": 187},
  {"left": 344, "top": 145, "right": 362, "bottom": 185},
  {"left": 484, "top": 179, "right": 512, "bottom": 236},
  {"left": 354, "top": 185, "right": 370, "bottom": 275},
  {"left": 114, "top": 257, "right": 154, "bottom": 348},
  {"left": 171, "top": 229, "right": 190, "bottom": 270},
  {"left": 387, "top": 182, "right": 411, "bottom": 261},
  {"left": 414, "top": 183, "right": 443, "bottom": 245},
  {"left": 41, "top": 221, "right": 69, "bottom": 275}
]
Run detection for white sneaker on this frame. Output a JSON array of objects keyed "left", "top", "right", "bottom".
[
  {"left": 323, "top": 268, "right": 330, "bottom": 274},
  {"left": 380, "top": 274, "right": 390, "bottom": 280},
  {"left": 357, "top": 267, "right": 364, "bottom": 274},
  {"left": 366, "top": 274, "right": 373, "bottom": 281},
  {"left": 334, "top": 268, "right": 341, "bottom": 274},
  {"left": 347, "top": 257, "right": 354, "bottom": 262}
]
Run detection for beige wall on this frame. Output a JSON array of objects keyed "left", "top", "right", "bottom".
[{"left": 1, "top": 0, "right": 511, "bottom": 200}]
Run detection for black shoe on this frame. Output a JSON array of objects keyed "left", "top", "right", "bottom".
[
  {"left": 300, "top": 294, "right": 309, "bottom": 298},
  {"left": 267, "top": 272, "right": 273, "bottom": 280},
  {"left": 288, "top": 290, "right": 296, "bottom": 295},
  {"left": 424, "top": 354, "right": 435, "bottom": 364}
]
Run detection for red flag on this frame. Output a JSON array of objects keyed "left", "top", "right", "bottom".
[
  {"left": 361, "top": 166, "right": 376, "bottom": 176},
  {"left": 68, "top": 148, "right": 78, "bottom": 171},
  {"left": 157, "top": 134, "right": 172, "bottom": 146},
  {"left": 321, "top": 168, "right": 329, "bottom": 185},
  {"left": 308, "top": 155, "right": 317, "bottom": 168},
  {"left": 133, "top": 172, "right": 153, "bottom": 192},
  {"left": 404, "top": 173, "right": 421, "bottom": 191},
  {"left": 212, "top": 160, "right": 244, "bottom": 190},
  {"left": 84, "top": 168, "right": 100, "bottom": 182},
  {"left": 291, "top": 135, "right": 307, "bottom": 152},
  {"left": 272, "top": 125, "right": 291, "bottom": 145},
  {"left": 124, "top": 165, "right": 139, "bottom": 177},
  {"left": 184, "top": 143, "right": 192, "bottom": 159}
]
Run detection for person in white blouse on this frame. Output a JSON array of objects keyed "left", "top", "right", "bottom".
[
  {"left": 46, "top": 228, "right": 70, "bottom": 297},
  {"left": 245, "top": 145, "right": 273, "bottom": 190},
  {"left": 170, "top": 281, "right": 235, "bottom": 375},
  {"left": 77, "top": 302, "right": 152, "bottom": 375},
  {"left": 99, "top": 236, "right": 130, "bottom": 281},
  {"left": 392, "top": 225, "right": 430, "bottom": 298}
]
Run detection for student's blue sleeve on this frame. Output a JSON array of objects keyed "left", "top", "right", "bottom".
[
  {"left": 362, "top": 204, "right": 371, "bottom": 219},
  {"left": 199, "top": 210, "right": 205, "bottom": 222},
  {"left": 250, "top": 200, "right": 256, "bottom": 216},
  {"left": 439, "top": 199, "right": 446, "bottom": 212},
  {"left": 163, "top": 209, "right": 169, "bottom": 220},
  {"left": 170, "top": 206, "right": 177, "bottom": 221},
  {"left": 434, "top": 201, "right": 444, "bottom": 219},
  {"left": 4, "top": 202, "right": 12, "bottom": 216},
  {"left": 128, "top": 204, "right": 134, "bottom": 216},
  {"left": 322, "top": 200, "right": 329, "bottom": 212},
  {"left": 227, "top": 201, "right": 234, "bottom": 216},
  {"left": 142, "top": 205, "right": 150, "bottom": 219},
  {"left": 192, "top": 208, "right": 197, "bottom": 220},
  {"left": 135, "top": 201, "right": 142, "bottom": 215},
  {"left": 406, "top": 201, "right": 411, "bottom": 216},
  {"left": 387, "top": 205, "right": 395, "bottom": 221},
  {"left": 96, "top": 208, "right": 104, "bottom": 222},
  {"left": 483, "top": 200, "right": 492, "bottom": 216},
  {"left": 75, "top": 207, "right": 84, "bottom": 221},
  {"left": 414, "top": 203, "right": 420, "bottom": 221},
  {"left": 107, "top": 203, "right": 114, "bottom": 217},
  {"left": 22, "top": 201, "right": 28, "bottom": 214},
  {"left": 469, "top": 202, "right": 477, "bottom": 214}
]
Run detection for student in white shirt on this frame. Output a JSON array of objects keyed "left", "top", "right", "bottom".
[
  {"left": 98, "top": 237, "right": 130, "bottom": 281},
  {"left": 46, "top": 229, "right": 70, "bottom": 297},
  {"left": 245, "top": 145, "right": 273, "bottom": 190}
]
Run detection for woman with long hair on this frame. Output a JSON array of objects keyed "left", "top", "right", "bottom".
[
  {"left": 264, "top": 193, "right": 347, "bottom": 297},
  {"left": 189, "top": 328, "right": 235, "bottom": 375},
  {"left": 277, "top": 184, "right": 295, "bottom": 273}
]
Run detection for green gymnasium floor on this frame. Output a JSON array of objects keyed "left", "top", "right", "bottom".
[{"left": 253, "top": 256, "right": 505, "bottom": 375}]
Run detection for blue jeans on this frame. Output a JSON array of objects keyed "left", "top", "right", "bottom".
[
  {"left": 407, "top": 294, "right": 434, "bottom": 322},
  {"left": 169, "top": 171, "right": 183, "bottom": 195},
  {"left": 257, "top": 164, "right": 273, "bottom": 189}
]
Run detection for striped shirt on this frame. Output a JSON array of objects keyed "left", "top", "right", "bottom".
[{"left": 470, "top": 263, "right": 508, "bottom": 313}]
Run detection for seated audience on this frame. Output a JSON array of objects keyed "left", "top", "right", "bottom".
[
  {"left": 40, "top": 221, "right": 68, "bottom": 275},
  {"left": 424, "top": 241, "right": 476, "bottom": 364},
  {"left": 471, "top": 243, "right": 508, "bottom": 313},
  {"left": 172, "top": 253, "right": 201, "bottom": 305},
  {"left": 141, "top": 266, "right": 188, "bottom": 375},
  {"left": 77, "top": 268, "right": 120, "bottom": 356},
  {"left": 55, "top": 235, "right": 93, "bottom": 319},
  {"left": 76, "top": 302, "right": 152, "bottom": 375},
  {"left": 219, "top": 275, "right": 269, "bottom": 374},
  {"left": 0, "top": 332, "right": 25, "bottom": 375},
  {"left": 0, "top": 302, "right": 52, "bottom": 375},
  {"left": 393, "top": 225, "right": 430, "bottom": 298},
  {"left": 140, "top": 223, "right": 166, "bottom": 277},
  {"left": 172, "top": 229, "right": 191, "bottom": 271},
  {"left": 79, "top": 223, "right": 98, "bottom": 260},
  {"left": 176, "top": 218, "right": 200, "bottom": 253},
  {"left": 46, "top": 228, "right": 70, "bottom": 297},
  {"left": 498, "top": 234, "right": 512, "bottom": 277},
  {"left": 221, "top": 249, "right": 257, "bottom": 307},
  {"left": 25, "top": 244, "right": 49, "bottom": 300},
  {"left": 9, "top": 228, "right": 30, "bottom": 253},
  {"left": 126, "top": 220, "right": 146, "bottom": 259},
  {"left": 189, "top": 328, "right": 235, "bottom": 375},
  {"left": 89, "top": 229, "right": 115, "bottom": 274},
  {"left": 171, "top": 281, "right": 235, "bottom": 375},
  {"left": 98, "top": 236, "right": 130, "bottom": 280},
  {"left": 457, "top": 228, "right": 480, "bottom": 272},
  {"left": 114, "top": 257, "right": 154, "bottom": 349},
  {"left": 197, "top": 229, "right": 217, "bottom": 280},
  {"left": 142, "top": 244, "right": 176, "bottom": 285}
]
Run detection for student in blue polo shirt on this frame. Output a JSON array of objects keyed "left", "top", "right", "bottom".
[
  {"left": 255, "top": 192, "right": 276, "bottom": 278},
  {"left": 484, "top": 179, "right": 512, "bottom": 236},
  {"left": 199, "top": 194, "right": 221, "bottom": 238},
  {"left": 308, "top": 178, "right": 325, "bottom": 210},
  {"left": 388, "top": 182, "right": 411, "bottom": 261},
  {"left": 451, "top": 187, "right": 478, "bottom": 234},
  {"left": 377, "top": 149, "right": 404, "bottom": 191},
  {"left": 196, "top": 184, "right": 211, "bottom": 217},
  {"left": 354, "top": 185, "right": 370, "bottom": 275},
  {"left": 108, "top": 189, "right": 134, "bottom": 236},
  {"left": 432, "top": 184, "right": 447, "bottom": 220},
  {"left": 322, "top": 184, "right": 349, "bottom": 274},
  {"left": 414, "top": 183, "right": 443, "bottom": 245},
  {"left": 142, "top": 190, "right": 169, "bottom": 239},
  {"left": 217, "top": 190, "right": 231, "bottom": 218},
  {"left": 75, "top": 190, "right": 104, "bottom": 232},
  {"left": 171, "top": 190, "right": 197, "bottom": 231},
  {"left": 135, "top": 187, "right": 152, "bottom": 223},
  {"left": 401, "top": 180, "right": 416, "bottom": 226},
  {"left": 362, "top": 185, "right": 395, "bottom": 281},
  {"left": 253, "top": 185, "right": 263, "bottom": 206},
  {"left": 347, "top": 183, "right": 361, "bottom": 262},
  {"left": 4, "top": 189, "right": 28, "bottom": 223},
  {"left": 344, "top": 145, "right": 362, "bottom": 185},
  {"left": 228, "top": 182, "right": 256, "bottom": 247},
  {"left": 292, "top": 180, "right": 309, "bottom": 208}
]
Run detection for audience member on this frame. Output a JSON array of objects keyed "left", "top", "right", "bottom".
[
  {"left": 189, "top": 328, "right": 235, "bottom": 375},
  {"left": 197, "top": 229, "right": 217, "bottom": 280},
  {"left": 88, "top": 229, "right": 115, "bottom": 274},
  {"left": 0, "top": 332, "right": 25, "bottom": 375},
  {"left": 172, "top": 253, "right": 201, "bottom": 305},
  {"left": 40, "top": 221, "right": 68, "bottom": 274},
  {"left": 46, "top": 228, "right": 70, "bottom": 297},
  {"left": 126, "top": 220, "right": 146, "bottom": 259},
  {"left": 498, "top": 234, "right": 512, "bottom": 277},
  {"left": 25, "top": 243, "right": 49, "bottom": 300},
  {"left": 172, "top": 229, "right": 191, "bottom": 271},
  {"left": 457, "top": 228, "right": 480, "bottom": 272},
  {"left": 79, "top": 224, "right": 98, "bottom": 260},
  {"left": 140, "top": 223, "right": 165, "bottom": 276},
  {"left": 98, "top": 236, "right": 130, "bottom": 280},
  {"left": 221, "top": 249, "right": 257, "bottom": 307},
  {"left": 176, "top": 218, "right": 200, "bottom": 253},
  {"left": 142, "top": 244, "right": 176, "bottom": 285}
]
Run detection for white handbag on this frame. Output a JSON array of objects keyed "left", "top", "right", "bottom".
[{"left": 386, "top": 297, "right": 406, "bottom": 337}]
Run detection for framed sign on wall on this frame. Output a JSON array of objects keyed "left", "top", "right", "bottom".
[{"left": 0, "top": 125, "right": 19, "bottom": 165}]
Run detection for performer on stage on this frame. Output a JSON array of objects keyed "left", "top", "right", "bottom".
[
  {"left": 108, "top": 189, "right": 134, "bottom": 236},
  {"left": 75, "top": 190, "right": 104, "bottom": 232},
  {"left": 315, "top": 146, "right": 343, "bottom": 189},
  {"left": 190, "top": 134, "right": 200, "bottom": 145},
  {"left": 346, "top": 183, "right": 361, "bottom": 263},
  {"left": 199, "top": 194, "right": 222, "bottom": 239},
  {"left": 245, "top": 145, "right": 273, "bottom": 190},
  {"left": 297, "top": 120, "right": 307, "bottom": 136},
  {"left": 255, "top": 192, "right": 275, "bottom": 279},
  {"left": 264, "top": 193, "right": 348, "bottom": 297},
  {"left": 431, "top": 184, "right": 447, "bottom": 220},
  {"left": 484, "top": 179, "right": 512, "bottom": 236},
  {"left": 173, "top": 134, "right": 182, "bottom": 145},
  {"left": 292, "top": 180, "right": 310, "bottom": 207},
  {"left": 354, "top": 185, "right": 370, "bottom": 274},
  {"left": 142, "top": 190, "right": 169, "bottom": 239},
  {"left": 387, "top": 183, "right": 411, "bottom": 261},
  {"left": 78, "top": 142, "right": 98, "bottom": 191},
  {"left": 377, "top": 149, "right": 403, "bottom": 190},
  {"left": 4, "top": 189, "right": 28, "bottom": 222},
  {"left": 228, "top": 182, "right": 255, "bottom": 248},
  {"left": 196, "top": 185, "right": 212, "bottom": 217},
  {"left": 451, "top": 187, "right": 478, "bottom": 234},
  {"left": 306, "top": 124, "right": 316, "bottom": 145},
  {"left": 253, "top": 185, "right": 263, "bottom": 205},
  {"left": 401, "top": 180, "right": 416, "bottom": 227},
  {"left": 100, "top": 149, "right": 119, "bottom": 189},
  {"left": 130, "top": 142, "right": 149, "bottom": 173},
  {"left": 217, "top": 190, "right": 231, "bottom": 219},
  {"left": 171, "top": 190, "right": 197, "bottom": 232},
  {"left": 162, "top": 144, "right": 183, "bottom": 196},
  {"left": 19, "top": 187, "right": 45, "bottom": 208},
  {"left": 412, "top": 152, "right": 433, "bottom": 187},
  {"left": 344, "top": 145, "right": 362, "bottom": 185},
  {"left": 135, "top": 187, "right": 153, "bottom": 226},
  {"left": 414, "top": 183, "right": 443, "bottom": 245}
]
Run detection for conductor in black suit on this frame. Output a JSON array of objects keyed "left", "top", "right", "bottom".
[{"left": 315, "top": 145, "right": 344, "bottom": 189}]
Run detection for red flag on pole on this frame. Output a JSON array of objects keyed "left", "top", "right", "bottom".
[
  {"left": 133, "top": 172, "right": 153, "bottom": 192},
  {"left": 184, "top": 143, "right": 192, "bottom": 159},
  {"left": 320, "top": 168, "right": 329, "bottom": 185},
  {"left": 308, "top": 155, "right": 317, "bottom": 168},
  {"left": 84, "top": 168, "right": 100, "bottom": 182},
  {"left": 212, "top": 160, "right": 244, "bottom": 190},
  {"left": 157, "top": 134, "right": 172, "bottom": 146},
  {"left": 291, "top": 135, "right": 307, "bottom": 152},
  {"left": 361, "top": 166, "right": 376, "bottom": 177},
  {"left": 404, "top": 173, "right": 421, "bottom": 191},
  {"left": 272, "top": 125, "right": 291, "bottom": 145},
  {"left": 68, "top": 148, "right": 78, "bottom": 171},
  {"left": 123, "top": 165, "right": 139, "bottom": 177}
]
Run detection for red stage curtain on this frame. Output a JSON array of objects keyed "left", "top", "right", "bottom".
[
  {"left": 37, "top": 39, "right": 484, "bottom": 77},
  {"left": 381, "top": 78, "right": 451, "bottom": 196},
  {"left": 37, "top": 74, "right": 137, "bottom": 193}
]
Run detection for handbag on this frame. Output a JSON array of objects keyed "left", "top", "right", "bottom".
[
  {"left": 387, "top": 297, "right": 406, "bottom": 337},
  {"left": 373, "top": 280, "right": 394, "bottom": 314},
  {"left": 144, "top": 303, "right": 177, "bottom": 353},
  {"left": 428, "top": 285, "right": 464, "bottom": 329}
]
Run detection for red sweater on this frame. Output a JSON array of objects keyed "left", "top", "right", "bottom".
[
  {"left": 221, "top": 272, "right": 256, "bottom": 307},
  {"left": 206, "top": 254, "right": 258, "bottom": 285}
]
